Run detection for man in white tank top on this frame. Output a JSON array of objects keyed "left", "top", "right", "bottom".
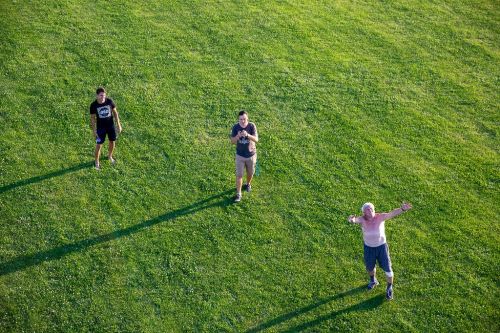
[{"left": 348, "top": 202, "right": 413, "bottom": 300}]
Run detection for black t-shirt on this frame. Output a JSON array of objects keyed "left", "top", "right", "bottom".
[
  {"left": 90, "top": 98, "right": 116, "bottom": 128},
  {"left": 231, "top": 122, "right": 257, "bottom": 158}
]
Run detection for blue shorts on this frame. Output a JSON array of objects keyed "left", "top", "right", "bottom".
[
  {"left": 364, "top": 243, "right": 392, "bottom": 273},
  {"left": 96, "top": 126, "right": 117, "bottom": 144}
]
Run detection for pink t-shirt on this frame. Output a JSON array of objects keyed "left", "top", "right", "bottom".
[{"left": 360, "top": 215, "right": 387, "bottom": 247}]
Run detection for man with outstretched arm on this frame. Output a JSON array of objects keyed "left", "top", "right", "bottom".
[
  {"left": 348, "top": 202, "right": 413, "bottom": 300},
  {"left": 90, "top": 87, "right": 122, "bottom": 170}
]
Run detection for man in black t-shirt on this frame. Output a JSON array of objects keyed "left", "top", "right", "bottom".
[
  {"left": 90, "top": 87, "right": 122, "bottom": 169},
  {"left": 230, "top": 110, "right": 259, "bottom": 202}
]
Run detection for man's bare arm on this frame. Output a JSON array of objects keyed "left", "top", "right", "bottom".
[
  {"left": 90, "top": 114, "right": 97, "bottom": 137},
  {"left": 112, "top": 107, "right": 122, "bottom": 133},
  {"left": 247, "top": 133, "right": 258, "bottom": 143},
  {"left": 230, "top": 132, "right": 241, "bottom": 144},
  {"left": 382, "top": 202, "right": 413, "bottom": 220},
  {"left": 348, "top": 215, "right": 362, "bottom": 224}
]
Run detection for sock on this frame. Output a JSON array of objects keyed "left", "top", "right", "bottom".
[
  {"left": 370, "top": 276, "right": 375, "bottom": 282},
  {"left": 387, "top": 283, "right": 393, "bottom": 289}
]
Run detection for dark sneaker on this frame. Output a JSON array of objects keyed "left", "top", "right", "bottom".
[
  {"left": 367, "top": 279, "right": 379, "bottom": 290},
  {"left": 386, "top": 286, "right": 393, "bottom": 300},
  {"left": 243, "top": 183, "right": 252, "bottom": 192},
  {"left": 233, "top": 193, "right": 242, "bottom": 203},
  {"left": 95, "top": 162, "right": 101, "bottom": 170}
]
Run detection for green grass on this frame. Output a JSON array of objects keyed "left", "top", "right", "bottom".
[{"left": 1, "top": 0, "right": 498, "bottom": 332}]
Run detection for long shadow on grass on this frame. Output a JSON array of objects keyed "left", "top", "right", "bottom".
[
  {"left": 0, "top": 189, "right": 234, "bottom": 276},
  {"left": 280, "top": 294, "right": 385, "bottom": 332},
  {"left": 246, "top": 285, "right": 379, "bottom": 332},
  {"left": 0, "top": 161, "right": 93, "bottom": 194}
]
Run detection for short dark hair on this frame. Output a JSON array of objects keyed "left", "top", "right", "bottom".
[
  {"left": 96, "top": 87, "right": 106, "bottom": 95},
  {"left": 238, "top": 110, "right": 247, "bottom": 116}
]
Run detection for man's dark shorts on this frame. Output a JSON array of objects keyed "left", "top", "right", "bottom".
[
  {"left": 96, "top": 126, "right": 117, "bottom": 144},
  {"left": 364, "top": 243, "right": 392, "bottom": 273}
]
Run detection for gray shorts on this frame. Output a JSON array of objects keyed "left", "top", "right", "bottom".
[
  {"left": 364, "top": 243, "right": 392, "bottom": 273},
  {"left": 235, "top": 154, "right": 256, "bottom": 178}
]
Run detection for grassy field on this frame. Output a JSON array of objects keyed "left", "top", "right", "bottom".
[{"left": 0, "top": 0, "right": 498, "bottom": 332}]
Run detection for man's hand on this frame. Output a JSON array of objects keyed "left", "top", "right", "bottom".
[
  {"left": 93, "top": 130, "right": 97, "bottom": 139},
  {"left": 401, "top": 202, "right": 412, "bottom": 212},
  {"left": 240, "top": 130, "right": 248, "bottom": 138},
  {"left": 348, "top": 215, "right": 357, "bottom": 223},
  {"left": 118, "top": 124, "right": 123, "bottom": 134}
]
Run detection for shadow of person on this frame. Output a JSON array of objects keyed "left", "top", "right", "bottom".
[
  {"left": 245, "top": 285, "right": 369, "bottom": 333},
  {"left": 0, "top": 189, "right": 234, "bottom": 276},
  {"left": 281, "top": 294, "right": 385, "bottom": 332},
  {"left": 0, "top": 161, "right": 93, "bottom": 194}
]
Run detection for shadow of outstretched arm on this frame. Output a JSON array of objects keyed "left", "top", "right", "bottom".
[
  {"left": 280, "top": 294, "right": 385, "bottom": 332},
  {"left": 246, "top": 286, "right": 366, "bottom": 333},
  {"left": 0, "top": 189, "right": 233, "bottom": 276}
]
